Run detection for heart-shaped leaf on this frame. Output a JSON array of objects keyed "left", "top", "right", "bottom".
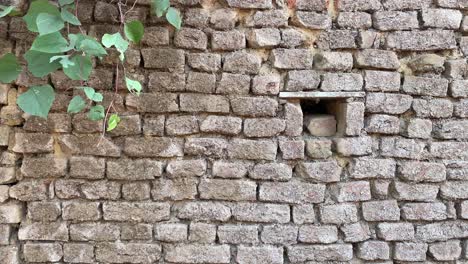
[{"left": 17, "top": 85, "right": 55, "bottom": 118}]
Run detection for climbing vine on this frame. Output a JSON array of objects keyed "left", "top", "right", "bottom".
[{"left": 0, "top": 0, "right": 181, "bottom": 131}]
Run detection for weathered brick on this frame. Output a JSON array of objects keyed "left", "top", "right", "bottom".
[
  {"left": 210, "top": 8, "right": 237, "bottom": 29},
  {"left": 435, "top": 120, "right": 468, "bottom": 139},
  {"left": 184, "top": 138, "right": 228, "bottom": 157},
  {"left": 362, "top": 200, "right": 400, "bottom": 221},
  {"left": 200, "top": 116, "right": 242, "bottom": 135},
  {"left": 393, "top": 182, "right": 439, "bottom": 201},
  {"left": 284, "top": 102, "right": 303, "bottom": 136},
  {"left": 286, "top": 70, "right": 320, "bottom": 91},
  {"left": 260, "top": 181, "right": 325, "bottom": 204},
  {"left": 148, "top": 72, "right": 185, "bottom": 92},
  {"left": 451, "top": 80, "right": 468, "bottom": 97},
  {"left": 224, "top": 51, "right": 261, "bottom": 74},
  {"left": 11, "top": 133, "right": 53, "bottom": 154},
  {"left": 337, "top": 12, "right": 372, "bottom": 29},
  {"left": 0, "top": 202, "right": 23, "bottom": 224},
  {"left": 422, "top": 8, "right": 462, "bottom": 29},
  {"left": 58, "top": 135, "right": 121, "bottom": 157},
  {"left": 252, "top": 74, "right": 281, "bottom": 95},
  {"left": 296, "top": 161, "right": 342, "bottom": 182},
  {"left": 413, "top": 98, "right": 453, "bottom": 118},
  {"left": 124, "top": 137, "right": 183, "bottom": 158},
  {"left": 321, "top": 73, "right": 363, "bottom": 91},
  {"left": 383, "top": 0, "right": 432, "bottom": 10},
  {"left": 386, "top": 30, "right": 457, "bottom": 51},
  {"left": 429, "top": 240, "right": 462, "bottom": 261},
  {"left": 141, "top": 48, "right": 185, "bottom": 69},
  {"left": 416, "top": 221, "right": 468, "bottom": 242},
  {"left": 0, "top": 167, "right": 16, "bottom": 184},
  {"left": 199, "top": 179, "right": 256, "bottom": 201},
  {"left": 152, "top": 178, "right": 198, "bottom": 201},
  {"left": 341, "top": 222, "right": 371, "bottom": 242},
  {"left": 298, "top": 225, "right": 338, "bottom": 244},
  {"left": 364, "top": 70, "right": 400, "bottom": 92},
  {"left": 373, "top": 11, "right": 419, "bottom": 31},
  {"left": 9, "top": 180, "right": 48, "bottom": 201},
  {"left": 281, "top": 28, "right": 306, "bottom": 47},
  {"left": 27, "top": 202, "right": 60, "bottom": 222},
  {"left": 306, "top": 139, "right": 332, "bottom": 159},
  {"left": 18, "top": 222, "right": 68, "bottom": 241},
  {"left": 177, "top": 202, "right": 231, "bottom": 221},
  {"left": 63, "top": 243, "right": 94, "bottom": 263},
  {"left": 330, "top": 181, "right": 371, "bottom": 202},
  {"left": 244, "top": 118, "right": 285, "bottom": 137},
  {"left": 381, "top": 137, "right": 425, "bottom": 159},
  {"left": 165, "top": 244, "right": 230, "bottom": 264},
  {"left": 126, "top": 93, "right": 179, "bottom": 113},
  {"left": 154, "top": 223, "right": 187, "bottom": 242},
  {"left": 233, "top": 203, "right": 290, "bottom": 223},
  {"left": 279, "top": 138, "right": 305, "bottom": 160},
  {"left": 174, "top": 27, "right": 207, "bottom": 50},
  {"left": 431, "top": 142, "right": 468, "bottom": 159},
  {"left": 357, "top": 241, "right": 390, "bottom": 260},
  {"left": 62, "top": 202, "right": 100, "bottom": 222},
  {"left": 401, "top": 202, "right": 447, "bottom": 221},
  {"left": 287, "top": 244, "right": 353, "bottom": 262},
  {"left": 440, "top": 181, "right": 468, "bottom": 199},
  {"left": 293, "top": 11, "right": 331, "bottom": 29},
  {"left": 407, "top": 118, "right": 432, "bottom": 139},
  {"left": 296, "top": 0, "right": 327, "bottom": 11},
  {"left": 122, "top": 182, "right": 151, "bottom": 201},
  {"left": 246, "top": 10, "right": 289, "bottom": 27},
  {"left": 96, "top": 242, "right": 161, "bottom": 263},
  {"left": 189, "top": 222, "right": 216, "bottom": 243},
  {"left": 186, "top": 72, "right": 216, "bottom": 93},
  {"left": 394, "top": 242, "right": 428, "bottom": 261},
  {"left": 166, "top": 115, "right": 200, "bottom": 136},
  {"left": 377, "top": 222, "right": 414, "bottom": 241},
  {"left": 365, "top": 114, "right": 400, "bottom": 134},
  {"left": 228, "top": 139, "right": 277, "bottom": 161},
  {"left": 398, "top": 161, "right": 446, "bottom": 182},
  {"left": 167, "top": 160, "right": 206, "bottom": 178},
  {"left": 403, "top": 76, "right": 449, "bottom": 96},
  {"left": 0, "top": 246, "right": 18, "bottom": 264},
  {"left": 218, "top": 225, "right": 258, "bottom": 244},
  {"left": 217, "top": 73, "right": 250, "bottom": 95},
  {"left": 293, "top": 205, "right": 315, "bottom": 224},
  {"left": 366, "top": 93, "right": 413, "bottom": 114},
  {"left": 320, "top": 204, "right": 358, "bottom": 224},
  {"left": 70, "top": 156, "right": 105, "bottom": 180},
  {"left": 142, "top": 26, "right": 169, "bottom": 46},
  {"left": 212, "top": 30, "right": 246, "bottom": 51},
  {"left": 355, "top": 49, "right": 400, "bottom": 70},
  {"left": 247, "top": 28, "right": 281, "bottom": 48},
  {"left": 261, "top": 224, "right": 298, "bottom": 244},
  {"left": 23, "top": 243, "right": 63, "bottom": 262},
  {"left": 237, "top": 246, "right": 283, "bottom": 264},
  {"left": 250, "top": 163, "right": 292, "bottom": 181},
  {"left": 103, "top": 202, "right": 170, "bottom": 223},
  {"left": 213, "top": 161, "right": 251, "bottom": 179},
  {"left": 271, "top": 49, "right": 313, "bottom": 69},
  {"left": 180, "top": 94, "right": 230, "bottom": 113},
  {"left": 338, "top": 0, "right": 381, "bottom": 11},
  {"left": 335, "top": 136, "right": 373, "bottom": 156},
  {"left": 225, "top": 0, "right": 272, "bottom": 8},
  {"left": 188, "top": 53, "right": 221, "bottom": 73}
]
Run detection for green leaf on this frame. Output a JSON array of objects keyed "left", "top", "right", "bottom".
[
  {"left": 125, "top": 77, "right": 142, "bottom": 95},
  {"left": 79, "top": 39, "right": 107, "bottom": 57},
  {"left": 166, "top": 7, "right": 181, "bottom": 30},
  {"left": 88, "top": 105, "right": 105, "bottom": 121},
  {"left": 63, "top": 55, "right": 92, "bottom": 80},
  {"left": 23, "top": 0, "right": 61, "bottom": 32},
  {"left": 102, "top": 33, "right": 129, "bottom": 61},
  {"left": 24, "top": 50, "right": 61, "bottom": 77},
  {"left": 0, "top": 5, "right": 14, "bottom": 18},
  {"left": 59, "top": 0, "right": 75, "bottom": 6},
  {"left": 61, "top": 9, "right": 81, "bottom": 25},
  {"left": 153, "top": 0, "right": 169, "bottom": 17},
  {"left": 31, "top": 32, "right": 71, "bottom": 53},
  {"left": 107, "top": 113, "right": 121, "bottom": 131},
  {"left": 17, "top": 85, "right": 55, "bottom": 118},
  {"left": 0, "top": 53, "right": 21, "bottom": 83},
  {"left": 124, "top": 20, "right": 144, "bottom": 44},
  {"left": 50, "top": 55, "right": 75, "bottom": 68},
  {"left": 36, "top": 13, "right": 65, "bottom": 35},
  {"left": 81, "top": 86, "right": 103, "bottom": 102},
  {"left": 67, "top": 95, "right": 86, "bottom": 113}
]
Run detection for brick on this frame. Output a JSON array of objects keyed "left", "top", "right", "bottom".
[
  {"left": 435, "top": 120, "right": 468, "bottom": 139},
  {"left": 321, "top": 73, "right": 363, "bottom": 91},
  {"left": 247, "top": 28, "right": 281, "bottom": 48},
  {"left": 186, "top": 72, "right": 216, "bottom": 93},
  {"left": 373, "top": 11, "right": 419, "bottom": 30},
  {"left": 199, "top": 179, "right": 256, "bottom": 201},
  {"left": 395, "top": 242, "right": 428, "bottom": 261},
  {"left": 189, "top": 223, "right": 216, "bottom": 243},
  {"left": 413, "top": 98, "right": 453, "bottom": 118},
  {"left": 148, "top": 72, "right": 185, "bottom": 92},
  {"left": 355, "top": 49, "right": 400, "bottom": 70},
  {"left": 81, "top": 180, "right": 121, "bottom": 200},
  {"left": 398, "top": 161, "right": 446, "bottom": 182},
  {"left": 210, "top": 8, "right": 237, "bottom": 29},
  {"left": 250, "top": 163, "right": 292, "bottom": 181},
  {"left": 237, "top": 246, "right": 283, "bottom": 264},
  {"left": 338, "top": 0, "right": 381, "bottom": 11},
  {"left": 377, "top": 222, "right": 414, "bottom": 241},
  {"left": 213, "top": 161, "right": 251, "bottom": 179},
  {"left": 364, "top": 70, "right": 400, "bottom": 92},
  {"left": 27, "top": 202, "right": 60, "bottom": 222},
  {"left": 152, "top": 178, "right": 198, "bottom": 201},
  {"left": 296, "top": 0, "right": 327, "bottom": 11},
  {"left": 69, "top": 156, "right": 105, "bottom": 180},
  {"left": 0, "top": 202, "right": 23, "bottom": 224},
  {"left": 70, "top": 223, "right": 120, "bottom": 242},
  {"left": 306, "top": 139, "right": 332, "bottom": 159},
  {"left": 167, "top": 160, "right": 206, "bottom": 178},
  {"left": 166, "top": 115, "right": 199, "bottom": 136},
  {"left": 217, "top": 73, "right": 250, "bottom": 95},
  {"left": 0, "top": 167, "right": 15, "bottom": 184},
  {"left": 62, "top": 202, "right": 100, "bottom": 221},
  {"left": 225, "top": 0, "right": 272, "bottom": 8},
  {"left": 200, "top": 115, "right": 242, "bottom": 135},
  {"left": 185, "top": 138, "right": 228, "bottom": 157},
  {"left": 362, "top": 200, "right": 400, "bottom": 221},
  {"left": 285, "top": 102, "right": 303, "bottom": 136},
  {"left": 401, "top": 202, "right": 447, "bottom": 221},
  {"left": 96, "top": 242, "right": 161, "bottom": 263},
  {"left": 293, "top": 205, "right": 316, "bottom": 224},
  {"left": 365, "top": 114, "right": 400, "bottom": 134},
  {"left": 358, "top": 241, "right": 390, "bottom": 260},
  {"left": 107, "top": 159, "right": 163, "bottom": 181},
  {"left": 403, "top": 76, "right": 449, "bottom": 96},
  {"left": 103, "top": 202, "right": 170, "bottom": 223},
  {"left": 381, "top": 137, "right": 425, "bottom": 159},
  {"left": 441, "top": 181, "right": 468, "bottom": 199},
  {"left": 281, "top": 28, "right": 306, "bottom": 47},
  {"left": 0, "top": 225, "right": 10, "bottom": 245},
  {"left": 286, "top": 70, "right": 320, "bottom": 91},
  {"left": 296, "top": 161, "right": 342, "bottom": 182},
  {"left": 23, "top": 243, "right": 63, "bottom": 262},
  {"left": 455, "top": 99, "right": 468, "bottom": 117},
  {"left": 212, "top": 30, "right": 245, "bottom": 51},
  {"left": 11, "top": 133, "right": 53, "bottom": 153},
  {"left": 393, "top": 182, "right": 439, "bottom": 201},
  {"left": 180, "top": 93, "right": 230, "bottom": 113},
  {"left": 165, "top": 244, "right": 230, "bottom": 264},
  {"left": 298, "top": 225, "right": 338, "bottom": 244},
  {"left": 431, "top": 142, "right": 468, "bottom": 159},
  {"left": 18, "top": 222, "right": 68, "bottom": 241},
  {"left": 279, "top": 138, "right": 304, "bottom": 160},
  {"left": 94, "top": 1, "right": 118, "bottom": 22},
  {"left": 63, "top": 243, "right": 94, "bottom": 263},
  {"left": 177, "top": 202, "right": 231, "bottom": 221},
  {"left": 416, "top": 221, "right": 468, "bottom": 242},
  {"left": 366, "top": 93, "right": 413, "bottom": 114},
  {"left": 341, "top": 222, "right": 371, "bottom": 242},
  {"left": 252, "top": 74, "right": 280, "bottom": 95},
  {"left": 407, "top": 118, "right": 432, "bottom": 139},
  {"left": 287, "top": 244, "right": 353, "bottom": 262},
  {"left": 224, "top": 51, "right": 261, "bottom": 74},
  {"left": 233, "top": 203, "right": 290, "bottom": 223},
  {"left": 305, "top": 115, "right": 336, "bottom": 136},
  {"left": 261, "top": 224, "right": 298, "bottom": 244},
  {"left": 314, "top": 52, "right": 353, "bottom": 71},
  {"left": 317, "top": 30, "right": 356, "bottom": 49},
  {"left": 246, "top": 10, "right": 288, "bottom": 27},
  {"left": 293, "top": 11, "right": 331, "bottom": 29},
  {"left": 337, "top": 12, "right": 372, "bottom": 29},
  {"left": 422, "top": 8, "right": 462, "bottom": 29},
  {"left": 444, "top": 59, "right": 468, "bottom": 79},
  {"left": 122, "top": 182, "right": 151, "bottom": 201},
  {"left": 229, "top": 139, "right": 277, "bottom": 161},
  {"left": 9, "top": 180, "right": 48, "bottom": 201},
  {"left": 218, "top": 225, "right": 258, "bottom": 244},
  {"left": 320, "top": 204, "right": 358, "bottom": 224},
  {"left": 141, "top": 48, "right": 185, "bottom": 69},
  {"left": 174, "top": 27, "right": 207, "bottom": 50},
  {"left": 383, "top": 0, "right": 432, "bottom": 10},
  {"left": 123, "top": 137, "right": 183, "bottom": 158},
  {"left": 188, "top": 53, "right": 221, "bottom": 72},
  {"left": 429, "top": 240, "right": 461, "bottom": 261},
  {"left": 126, "top": 93, "right": 178, "bottom": 113},
  {"left": 154, "top": 223, "right": 187, "bottom": 242},
  {"left": 142, "top": 27, "right": 170, "bottom": 46},
  {"left": 386, "top": 30, "right": 457, "bottom": 51},
  {"left": 0, "top": 246, "right": 18, "bottom": 264},
  {"left": 260, "top": 181, "right": 325, "bottom": 204},
  {"left": 335, "top": 136, "right": 373, "bottom": 156},
  {"left": 451, "top": 80, "right": 468, "bottom": 97},
  {"left": 331, "top": 181, "right": 371, "bottom": 202},
  {"left": 271, "top": 49, "right": 313, "bottom": 69}
]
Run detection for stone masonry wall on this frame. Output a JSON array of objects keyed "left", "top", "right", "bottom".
[{"left": 2, "top": 0, "right": 468, "bottom": 263}]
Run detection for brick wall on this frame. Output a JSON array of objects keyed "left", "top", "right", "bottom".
[{"left": 1, "top": 0, "right": 468, "bottom": 263}]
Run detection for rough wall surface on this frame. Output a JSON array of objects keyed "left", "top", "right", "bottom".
[{"left": 2, "top": 0, "right": 468, "bottom": 263}]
